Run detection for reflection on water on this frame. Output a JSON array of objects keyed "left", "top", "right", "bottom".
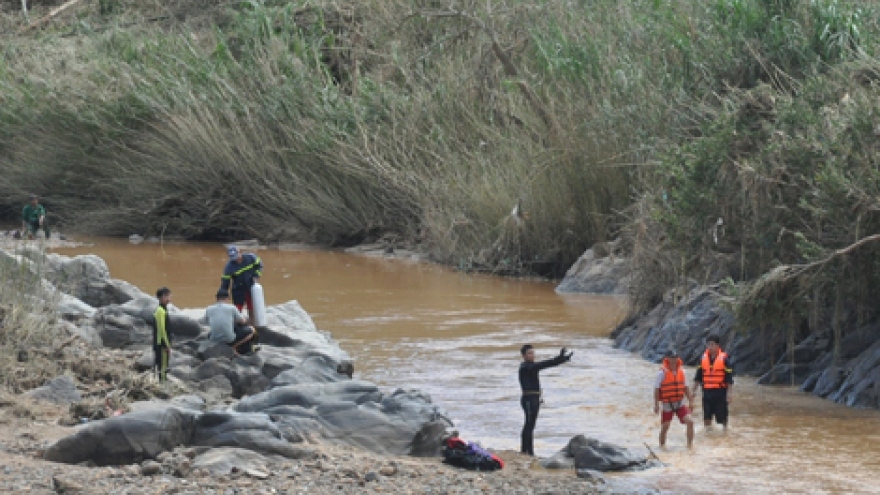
[{"left": 55, "top": 239, "right": 880, "bottom": 494}]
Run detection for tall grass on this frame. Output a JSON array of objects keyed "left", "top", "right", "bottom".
[
  {"left": 0, "top": 0, "right": 876, "bottom": 278},
  {"left": 0, "top": 245, "right": 63, "bottom": 392}
]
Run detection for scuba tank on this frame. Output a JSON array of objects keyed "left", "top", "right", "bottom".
[{"left": 250, "top": 282, "right": 268, "bottom": 328}]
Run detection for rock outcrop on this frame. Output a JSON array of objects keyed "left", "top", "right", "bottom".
[
  {"left": 25, "top": 376, "right": 82, "bottom": 405},
  {"left": 30, "top": 250, "right": 453, "bottom": 466},
  {"left": 614, "top": 286, "right": 880, "bottom": 409},
  {"left": 541, "top": 435, "right": 657, "bottom": 472},
  {"left": 556, "top": 242, "right": 629, "bottom": 295}
]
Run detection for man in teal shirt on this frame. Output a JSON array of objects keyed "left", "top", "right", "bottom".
[{"left": 21, "top": 195, "right": 48, "bottom": 239}]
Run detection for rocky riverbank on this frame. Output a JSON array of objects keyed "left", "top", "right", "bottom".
[
  {"left": 555, "top": 246, "right": 880, "bottom": 409},
  {"left": 0, "top": 245, "right": 631, "bottom": 494}
]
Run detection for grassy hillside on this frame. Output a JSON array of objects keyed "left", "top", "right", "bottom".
[{"left": 1, "top": 0, "right": 878, "bottom": 295}]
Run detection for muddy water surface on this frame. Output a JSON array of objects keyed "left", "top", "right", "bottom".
[{"left": 54, "top": 239, "right": 880, "bottom": 494}]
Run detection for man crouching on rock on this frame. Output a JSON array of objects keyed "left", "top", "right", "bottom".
[
  {"left": 519, "top": 344, "right": 573, "bottom": 456},
  {"left": 653, "top": 350, "right": 694, "bottom": 448},
  {"left": 206, "top": 290, "right": 256, "bottom": 356}
]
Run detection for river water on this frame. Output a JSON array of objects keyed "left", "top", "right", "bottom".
[{"left": 54, "top": 239, "right": 880, "bottom": 494}]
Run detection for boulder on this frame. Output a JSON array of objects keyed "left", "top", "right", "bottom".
[
  {"left": 543, "top": 435, "right": 657, "bottom": 472},
  {"left": 264, "top": 301, "right": 317, "bottom": 331},
  {"left": 269, "top": 355, "right": 350, "bottom": 387},
  {"left": 44, "top": 254, "right": 147, "bottom": 308},
  {"left": 26, "top": 375, "right": 81, "bottom": 405},
  {"left": 410, "top": 420, "right": 452, "bottom": 457},
  {"left": 92, "top": 298, "right": 203, "bottom": 350},
  {"left": 57, "top": 294, "right": 96, "bottom": 321},
  {"left": 192, "top": 447, "right": 270, "bottom": 476},
  {"left": 191, "top": 411, "right": 312, "bottom": 459},
  {"left": 556, "top": 245, "right": 630, "bottom": 295},
  {"left": 127, "top": 395, "right": 206, "bottom": 414},
  {"left": 235, "top": 381, "right": 383, "bottom": 412},
  {"left": 233, "top": 383, "right": 451, "bottom": 455},
  {"left": 44, "top": 407, "right": 198, "bottom": 466}
]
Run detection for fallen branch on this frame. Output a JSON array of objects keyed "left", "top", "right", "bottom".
[
  {"left": 738, "top": 233, "right": 880, "bottom": 323},
  {"left": 18, "top": 0, "right": 82, "bottom": 34}
]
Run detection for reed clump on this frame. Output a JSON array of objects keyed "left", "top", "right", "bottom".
[{"left": 1, "top": 0, "right": 878, "bottom": 287}]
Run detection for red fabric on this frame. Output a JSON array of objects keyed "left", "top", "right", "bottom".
[
  {"left": 661, "top": 405, "right": 690, "bottom": 424},
  {"left": 235, "top": 292, "right": 254, "bottom": 320},
  {"left": 446, "top": 437, "right": 467, "bottom": 450},
  {"left": 491, "top": 454, "right": 505, "bottom": 469}
]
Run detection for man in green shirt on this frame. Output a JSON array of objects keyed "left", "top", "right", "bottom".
[
  {"left": 153, "top": 287, "right": 173, "bottom": 383},
  {"left": 21, "top": 195, "right": 48, "bottom": 239}
]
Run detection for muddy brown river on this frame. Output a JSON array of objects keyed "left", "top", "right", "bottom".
[{"left": 55, "top": 239, "right": 880, "bottom": 494}]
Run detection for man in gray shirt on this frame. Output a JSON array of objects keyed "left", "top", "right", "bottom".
[{"left": 206, "top": 290, "right": 256, "bottom": 355}]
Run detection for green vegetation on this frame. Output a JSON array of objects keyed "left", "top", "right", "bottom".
[{"left": 2, "top": 0, "right": 880, "bottom": 339}]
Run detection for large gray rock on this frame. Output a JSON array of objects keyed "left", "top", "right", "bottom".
[
  {"left": 235, "top": 381, "right": 383, "bottom": 412},
  {"left": 91, "top": 298, "right": 203, "bottom": 350},
  {"left": 26, "top": 375, "right": 81, "bottom": 405},
  {"left": 44, "top": 407, "right": 198, "bottom": 466},
  {"left": 191, "top": 411, "right": 311, "bottom": 458},
  {"left": 235, "top": 383, "right": 451, "bottom": 456},
  {"left": 556, "top": 244, "right": 630, "bottom": 295},
  {"left": 44, "top": 254, "right": 148, "bottom": 308},
  {"left": 542, "top": 435, "right": 657, "bottom": 472},
  {"left": 265, "top": 301, "right": 319, "bottom": 331},
  {"left": 57, "top": 293, "right": 96, "bottom": 321},
  {"left": 127, "top": 395, "right": 206, "bottom": 414}
]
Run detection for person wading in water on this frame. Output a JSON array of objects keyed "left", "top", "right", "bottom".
[
  {"left": 653, "top": 350, "right": 695, "bottom": 448},
  {"left": 518, "top": 344, "right": 573, "bottom": 456},
  {"left": 691, "top": 335, "right": 734, "bottom": 430}
]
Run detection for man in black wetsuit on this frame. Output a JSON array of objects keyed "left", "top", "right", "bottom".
[{"left": 518, "top": 344, "right": 573, "bottom": 456}]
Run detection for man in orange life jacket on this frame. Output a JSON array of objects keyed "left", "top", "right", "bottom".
[
  {"left": 691, "top": 334, "right": 734, "bottom": 429},
  {"left": 653, "top": 350, "right": 694, "bottom": 447}
]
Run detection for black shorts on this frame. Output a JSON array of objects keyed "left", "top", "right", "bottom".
[
  {"left": 230, "top": 325, "right": 253, "bottom": 346},
  {"left": 703, "top": 393, "right": 728, "bottom": 424}
]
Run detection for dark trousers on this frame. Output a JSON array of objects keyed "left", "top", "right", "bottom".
[
  {"left": 25, "top": 221, "right": 49, "bottom": 238},
  {"left": 229, "top": 325, "right": 254, "bottom": 354},
  {"left": 153, "top": 345, "right": 169, "bottom": 382},
  {"left": 234, "top": 291, "right": 254, "bottom": 321},
  {"left": 520, "top": 395, "right": 541, "bottom": 456}
]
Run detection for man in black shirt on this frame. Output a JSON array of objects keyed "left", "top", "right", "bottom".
[{"left": 518, "top": 344, "right": 573, "bottom": 456}]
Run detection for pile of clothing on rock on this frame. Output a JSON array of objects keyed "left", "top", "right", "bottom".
[{"left": 442, "top": 436, "right": 504, "bottom": 471}]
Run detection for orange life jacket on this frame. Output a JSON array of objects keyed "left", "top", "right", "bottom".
[
  {"left": 701, "top": 350, "right": 729, "bottom": 389},
  {"left": 659, "top": 358, "right": 686, "bottom": 403}
]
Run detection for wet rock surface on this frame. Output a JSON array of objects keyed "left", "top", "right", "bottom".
[{"left": 542, "top": 435, "right": 657, "bottom": 472}]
